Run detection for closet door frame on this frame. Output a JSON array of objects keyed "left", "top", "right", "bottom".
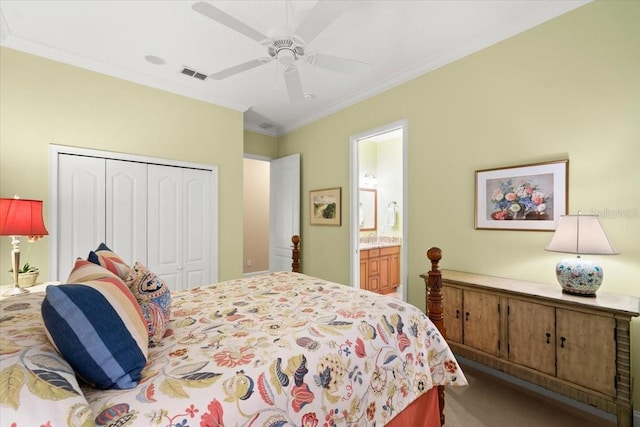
[{"left": 49, "top": 144, "right": 219, "bottom": 283}]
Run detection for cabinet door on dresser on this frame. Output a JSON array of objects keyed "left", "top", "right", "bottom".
[
  {"left": 463, "top": 290, "right": 501, "bottom": 356},
  {"left": 556, "top": 309, "right": 616, "bottom": 396},
  {"left": 442, "top": 286, "right": 463, "bottom": 343},
  {"left": 507, "top": 299, "right": 555, "bottom": 376}
]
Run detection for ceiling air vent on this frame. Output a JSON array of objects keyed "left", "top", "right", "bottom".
[{"left": 180, "top": 66, "right": 208, "bottom": 81}]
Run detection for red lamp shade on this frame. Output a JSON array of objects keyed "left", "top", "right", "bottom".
[{"left": 0, "top": 198, "right": 49, "bottom": 237}]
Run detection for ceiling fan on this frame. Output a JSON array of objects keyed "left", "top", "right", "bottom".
[{"left": 191, "top": 1, "right": 370, "bottom": 102}]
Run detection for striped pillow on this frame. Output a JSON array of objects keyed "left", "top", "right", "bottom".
[
  {"left": 87, "top": 243, "right": 131, "bottom": 279},
  {"left": 42, "top": 259, "right": 148, "bottom": 390}
]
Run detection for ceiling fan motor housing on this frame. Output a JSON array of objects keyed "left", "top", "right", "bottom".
[{"left": 268, "top": 38, "right": 305, "bottom": 65}]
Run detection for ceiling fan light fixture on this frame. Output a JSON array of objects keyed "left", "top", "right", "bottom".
[{"left": 277, "top": 48, "right": 296, "bottom": 66}]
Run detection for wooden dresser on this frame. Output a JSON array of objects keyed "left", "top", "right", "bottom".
[
  {"left": 359, "top": 245, "right": 400, "bottom": 294},
  {"left": 438, "top": 270, "right": 639, "bottom": 427}
]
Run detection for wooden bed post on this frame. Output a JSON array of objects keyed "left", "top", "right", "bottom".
[
  {"left": 421, "top": 247, "right": 446, "bottom": 426},
  {"left": 291, "top": 235, "right": 300, "bottom": 273},
  {"left": 425, "top": 247, "right": 445, "bottom": 336}
]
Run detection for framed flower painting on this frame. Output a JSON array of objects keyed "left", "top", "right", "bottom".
[{"left": 475, "top": 160, "right": 568, "bottom": 231}]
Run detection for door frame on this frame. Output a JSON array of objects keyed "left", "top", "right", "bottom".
[
  {"left": 349, "top": 119, "right": 408, "bottom": 300},
  {"left": 243, "top": 153, "right": 300, "bottom": 275}
]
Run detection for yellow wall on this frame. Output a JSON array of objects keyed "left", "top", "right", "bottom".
[
  {"left": 0, "top": 47, "right": 245, "bottom": 280},
  {"left": 278, "top": 1, "right": 640, "bottom": 408},
  {"left": 244, "top": 130, "right": 278, "bottom": 159}
]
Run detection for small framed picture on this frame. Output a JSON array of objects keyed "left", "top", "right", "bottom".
[
  {"left": 475, "top": 160, "right": 568, "bottom": 231},
  {"left": 310, "top": 187, "right": 341, "bottom": 226}
]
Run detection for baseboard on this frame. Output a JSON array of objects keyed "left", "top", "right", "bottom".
[
  {"left": 457, "top": 356, "right": 617, "bottom": 424},
  {"left": 634, "top": 409, "right": 639, "bottom": 427},
  {"left": 242, "top": 270, "right": 269, "bottom": 278}
]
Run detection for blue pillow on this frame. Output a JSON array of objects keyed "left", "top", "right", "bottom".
[{"left": 41, "top": 262, "right": 148, "bottom": 390}]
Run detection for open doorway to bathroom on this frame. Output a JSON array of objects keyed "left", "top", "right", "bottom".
[{"left": 350, "top": 120, "right": 407, "bottom": 301}]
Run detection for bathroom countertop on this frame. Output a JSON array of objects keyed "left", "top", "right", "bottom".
[{"left": 359, "top": 242, "right": 401, "bottom": 250}]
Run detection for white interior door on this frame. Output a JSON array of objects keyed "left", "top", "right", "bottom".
[{"left": 269, "top": 153, "right": 300, "bottom": 272}]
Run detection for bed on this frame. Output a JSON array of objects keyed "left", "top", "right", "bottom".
[{"left": 0, "top": 238, "right": 466, "bottom": 426}]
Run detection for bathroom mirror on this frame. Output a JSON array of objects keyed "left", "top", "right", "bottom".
[{"left": 359, "top": 188, "right": 377, "bottom": 231}]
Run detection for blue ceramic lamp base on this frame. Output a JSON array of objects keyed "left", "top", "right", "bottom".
[{"left": 555, "top": 256, "right": 603, "bottom": 297}]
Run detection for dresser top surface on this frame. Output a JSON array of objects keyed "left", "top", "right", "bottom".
[{"left": 440, "top": 269, "right": 640, "bottom": 317}]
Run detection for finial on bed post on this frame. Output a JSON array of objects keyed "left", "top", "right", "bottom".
[
  {"left": 291, "top": 235, "right": 300, "bottom": 273},
  {"left": 424, "top": 247, "right": 446, "bottom": 427}
]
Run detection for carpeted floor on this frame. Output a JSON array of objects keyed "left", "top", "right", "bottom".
[{"left": 443, "top": 364, "right": 616, "bottom": 427}]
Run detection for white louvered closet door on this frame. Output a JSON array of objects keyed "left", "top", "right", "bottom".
[{"left": 57, "top": 154, "right": 106, "bottom": 281}]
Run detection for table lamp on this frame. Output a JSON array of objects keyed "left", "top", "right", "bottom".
[
  {"left": 0, "top": 197, "right": 49, "bottom": 296},
  {"left": 545, "top": 214, "right": 618, "bottom": 296}
]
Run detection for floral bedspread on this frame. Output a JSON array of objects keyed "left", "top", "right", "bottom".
[{"left": 1, "top": 272, "right": 467, "bottom": 427}]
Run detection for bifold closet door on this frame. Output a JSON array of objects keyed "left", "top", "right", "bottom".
[
  {"left": 56, "top": 150, "right": 214, "bottom": 287},
  {"left": 148, "top": 165, "right": 183, "bottom": 290},
  {"left": 57, "top": 154, "right": 106, "bottom": 280},
  {"left": 106, "top": 160, "right": 147, "bottom": 266},
  {"left": 147, "top": 165, "right": 212, "bottom": 290},
  {"left": 182, "top": 168, "right": 212, "bottom": 288}
]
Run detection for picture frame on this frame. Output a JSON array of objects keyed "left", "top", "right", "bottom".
[
  {"left": 475, "top": 160, "right": 568, "bottom": 231},
  {"left": 310, "top": 187, "right": 341, "bottom": 226}
]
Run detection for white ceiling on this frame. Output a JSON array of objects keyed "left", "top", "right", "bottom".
[{"left": 0, "top": 1, "right": 588, "bottom": 136}]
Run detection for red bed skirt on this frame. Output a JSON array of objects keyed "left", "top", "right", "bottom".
[{"left": 387, "top": 387, "right": 441, "bottom": 427}]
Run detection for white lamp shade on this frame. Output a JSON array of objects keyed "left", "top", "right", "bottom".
[{"left": 545, "top": 215, "right": 618, "bottom": 255}]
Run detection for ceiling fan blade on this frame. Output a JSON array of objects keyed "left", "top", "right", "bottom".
[
  {"left": 192, "top": 2, "right": 269, "bottom": 43},
  {"left": 283, "top": 66, "right": 305, "bottom": 103},
  {"left": 294, "top": 0, "right": 349, "bottom": 44},
  {"left": 209, "top": 58, "right": 269, "bottom": 80},
  {"left": 308, "top": 53, "right": 371, "bottom": 74}
]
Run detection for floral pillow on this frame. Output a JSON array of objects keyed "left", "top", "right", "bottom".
[
  {"left": 123, "top": 261, "right": 171, "bottom": 346},
  {"left": 42, "top": 259, "right": 148, "bottom": 390},
  {"left": 87, "top": 242, "right": 131, "bottom": 279}
]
